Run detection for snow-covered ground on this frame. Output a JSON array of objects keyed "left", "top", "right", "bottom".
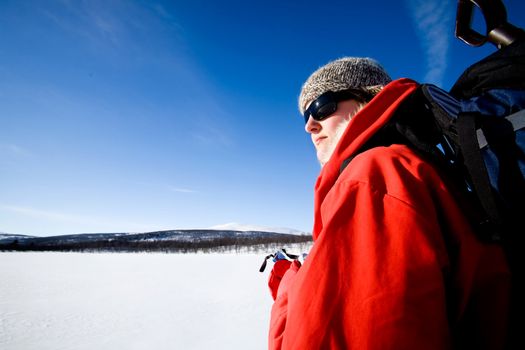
[{"left": 0, "top": 251, "right": 296, "bottom": 350}]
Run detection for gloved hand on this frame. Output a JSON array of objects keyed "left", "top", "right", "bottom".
[
  {"left": 268, "top": 259, "right": 293, "bottom": 300},
  {"left": 270, "top": 259, "right": 302, "bottom": 300},
  {"left": 260, "top": 249, "right": 305, "bottom": 300},
  {"left": 268, "top": 249, "right": 301, "bottom": 300}
]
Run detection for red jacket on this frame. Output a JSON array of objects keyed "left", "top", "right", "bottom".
[{"left": 269, "top": 79, "right": 510, "bottom": 349}]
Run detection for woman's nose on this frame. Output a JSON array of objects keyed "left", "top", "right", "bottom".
[{"left": 305, "top": 116, "right": 320, "bottom": 134}]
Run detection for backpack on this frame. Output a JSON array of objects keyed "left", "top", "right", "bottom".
[
  {"left": 341, "top": 3, "right": 525, "bottom": 347},
  {"left": 388, "top": 38, "right": 525, "bottom": 244}
]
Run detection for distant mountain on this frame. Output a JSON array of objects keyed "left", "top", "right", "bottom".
[
  {"left": 0, "top": 233, "right": 35, "bottom": 240},
  {"left": 209, "top": 223, "right": 309, "bottom": 236},
  {"left": 0, "top": 228, "right": 312, "bottom": 253}
]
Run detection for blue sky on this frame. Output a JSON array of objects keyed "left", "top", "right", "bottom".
[{"left": 1, "top": 0, "right": 524, "bottom": 236}]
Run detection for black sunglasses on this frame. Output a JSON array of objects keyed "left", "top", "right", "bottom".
[{"left": 303, "top": 89, "right": 372, "bottom": 124}]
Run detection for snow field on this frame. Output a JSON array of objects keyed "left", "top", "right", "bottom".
[{"left": 0, "top": 252, "right": 276, "bottom": 350}]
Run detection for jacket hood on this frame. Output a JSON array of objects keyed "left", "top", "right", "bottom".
[{"left": 312, "top": 78, "right": 418, "bottom": 239}]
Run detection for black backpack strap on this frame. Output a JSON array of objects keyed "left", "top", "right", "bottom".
[
  {"left": 476, "top": 109, "right": 525, "bottom": 148},
  {"left": 456, "top": 112, "right": 503, "bottom": 241},
  {"left": 340, "top": 157, "right": 354, "bottom": 174}
]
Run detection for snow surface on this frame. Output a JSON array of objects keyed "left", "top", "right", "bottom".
[{"left": 0, "top": 251, "right": 290, "bottom": 350}]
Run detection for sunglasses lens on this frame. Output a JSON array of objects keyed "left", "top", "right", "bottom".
[
  {"left": 313, "top": 102, "right": 337, "bottom": 121},
  {"left": 304, "top": 89, "right": 364, "bottom": 124}
]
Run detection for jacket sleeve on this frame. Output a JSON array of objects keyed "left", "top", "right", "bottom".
[{"left": 269, "top": 178, "right": 451, "bottom": 349}]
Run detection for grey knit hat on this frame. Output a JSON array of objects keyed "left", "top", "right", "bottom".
[{"left": 299, "top": 57, "right": 392, "bottom": 114}]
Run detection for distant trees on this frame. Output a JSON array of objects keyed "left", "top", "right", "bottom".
[{"left": 0, "top": 233, "right": 313, "bottom": 254}]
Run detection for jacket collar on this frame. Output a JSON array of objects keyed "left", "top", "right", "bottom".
[{"left": 312, "top": 78, "right": 419, "bottom": 240}]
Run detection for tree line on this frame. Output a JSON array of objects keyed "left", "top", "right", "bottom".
[{"left": 0, "top": 234, "right": 313, "bottom": 254}]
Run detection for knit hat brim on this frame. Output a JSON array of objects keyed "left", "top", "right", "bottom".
[{"left": 299, "top": 57, "right": 392, "bottom": 114}]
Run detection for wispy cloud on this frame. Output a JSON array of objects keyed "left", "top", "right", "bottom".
[
  {"left": 131, "top": 181, "right": 197, "bottom": 194},
  {"left": 0, "top": 143, "right": 32, "bottom": 157},
  {"left": 1, "top": 205, "right": 83, "bottom": 223},
  {"left": 168, "top": 186, "right": 197, "bottom": 194},
  {"left": 191, "top": 125, "right": 234, "bottom": 148},
  {"left": 151, "top": 3, "right": 173, "bottom": 21},
  {"left": 41, "top": 1, "right": 127, "bottom": 49},
  {"left": 405, "top": 0, "right": 454, "bottom": 86},
  {"left": 40, "top": 0, "right": 185, "bottom": 56},
  {"left": 0, "top": 204, "right": 154, "bottom": 233}
]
